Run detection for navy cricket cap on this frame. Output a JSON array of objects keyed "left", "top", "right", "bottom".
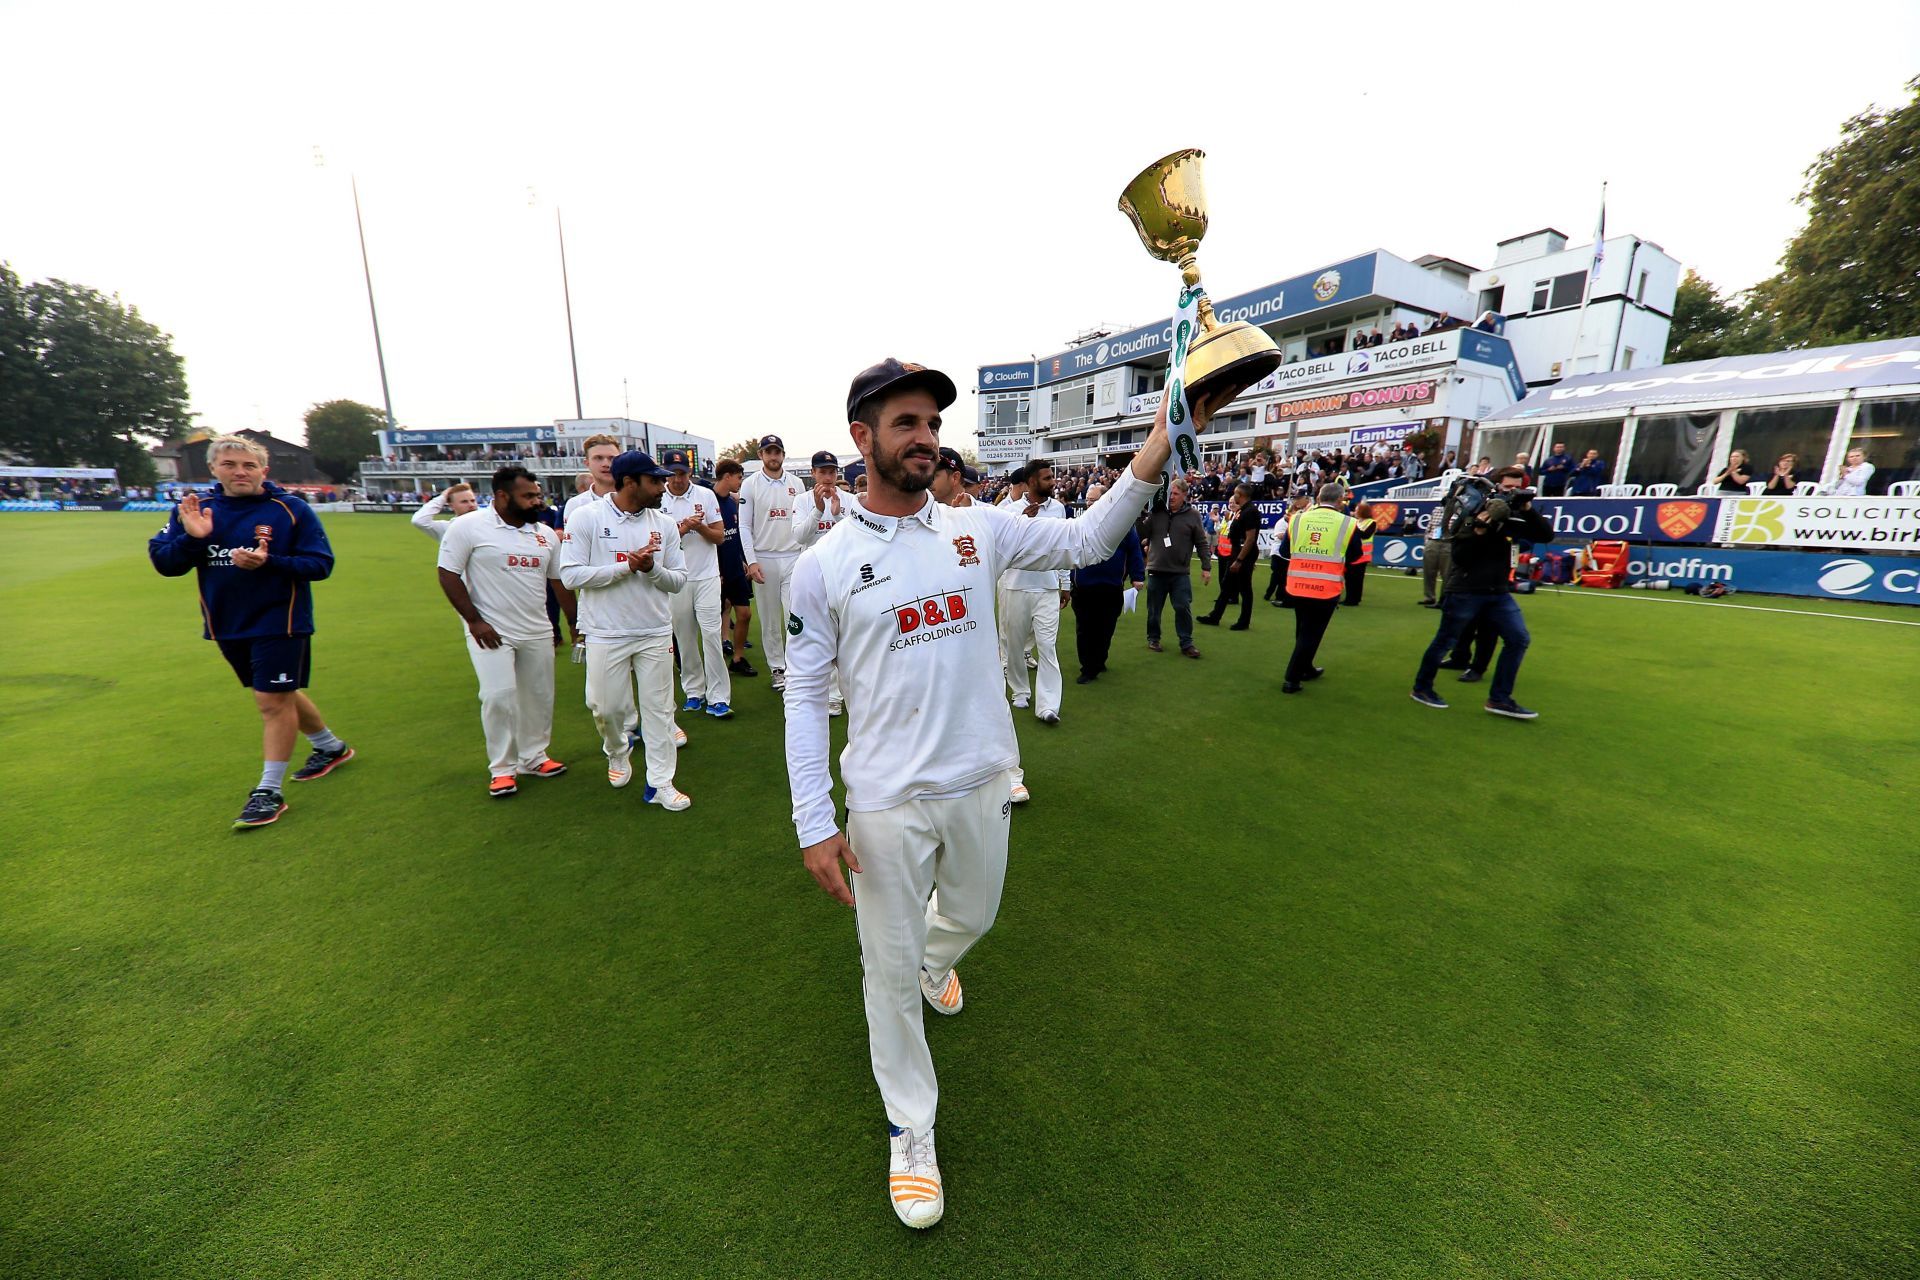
[
  {"left": 810, "top": 450, "right": 840, "bottom": 469},
  {"left": 936, "top": 446, "right": 964, "bottom": 473},
  {"left": 758, "top": 434, "right": 784, "bottom": 452},
  {"left": 846, "top": 358, "right": 957, "bottom": 423},
  {"left": 961, "top": 463, "right": 981, "bottom": 484},
  {"left": 611, "top": 450, "right": 673, "bottom": 482},
  {"left": 660, "top": 447, "right": 692, "bottom": 472}
]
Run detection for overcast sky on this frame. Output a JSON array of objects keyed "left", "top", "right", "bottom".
[{"left": 6, "top": 0, "right": 1917, "bottom": 461}]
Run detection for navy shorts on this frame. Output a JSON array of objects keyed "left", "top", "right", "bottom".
[
  {"left": 218, "top": 634, "right": 312, "bottom": 693},
  {"left": 721, "top": 569, "right": 753, "bottom": 607}
]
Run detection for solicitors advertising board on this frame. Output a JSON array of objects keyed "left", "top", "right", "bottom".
[{"left": 1713, "top": 495, "right": 1920, "bottom": 552}]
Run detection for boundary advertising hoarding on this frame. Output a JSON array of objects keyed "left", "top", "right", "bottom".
[
  {"left": 1369, "top": 536, "right": 1920, "bottom": 606},
  {"left": 1713, "top": 495, "right": 1920, "bottom": 552}
]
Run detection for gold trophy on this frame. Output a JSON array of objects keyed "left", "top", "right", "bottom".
[{"left": 1118, "top": 149, "right": 1282, "bottom": 408}]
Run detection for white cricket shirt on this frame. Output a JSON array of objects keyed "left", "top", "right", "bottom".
[
  {"left": 557, "top": 495, "right": 687, "bottom": 640},
  {"left": 783, "top": 468, "right": 1155, "bottom": 846},
  {"left": 660, "top": 483, "right": 723, "bottom": 581},
  {"left": 738, "top": 468, "right": 803, "bottom": 562},
  {"left": 999, "top": 495, "right": 1071, "bottom": 592},
  {"left": 792, "top": 486, "right": 848, "bottom": 547},
  {"left": 436, "top": 508, "right": 564, "bottom": 643},
  {"left": 411, "top": 491, "right": 452, "bottom": 541},
  {"left": 563, "top": 485, "right": 615, "bottom": 530}
]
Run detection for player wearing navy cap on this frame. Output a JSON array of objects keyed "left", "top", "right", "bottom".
[
  {"left": 930, "top": 448, "right": 973, "bottom": 508},
  {"left": 559, "top": 451, "right": 693, "bottom": 808},
  {"left": 786, "top": 358, "right": 1211, "bottom": 1228},
  {"left": 792, "top": 449, "right": 848, "bottom": 715},
  {"left": 658, "top": 448, "right": 733, "bottom": 719},
  {"left": 737, "top": 433, "right": 805, "bottom": 692},
  {"left": 149, "top": 434, "right": 353, "bottom": 828}
]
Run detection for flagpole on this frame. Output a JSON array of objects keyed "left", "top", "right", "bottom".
[
  {"left": 1565, "top": 180, "right": 1606, "bottom": 380},
  {"left": 352, "top": 176, "right": 397, "bottom": 431}
]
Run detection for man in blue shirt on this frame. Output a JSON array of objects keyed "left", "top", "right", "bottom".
[
  {"left": 711, "top": 458, "right": 757, "bottom": 677},
  {"left": 1538, "top": 442, "right": 1576, "bottom": 497},
  {"left": 1569, "top": 449, "right": 1609, "bottom": 496},
  {"left": 149, "top": 435, "right": 352, "bottom": 828}
]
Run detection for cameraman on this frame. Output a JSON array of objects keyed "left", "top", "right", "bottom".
[{"left": 1410, "top": 467, "right": 1553, "bottom": 719}]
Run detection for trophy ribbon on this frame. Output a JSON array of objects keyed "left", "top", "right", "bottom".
[{"left": 1155, "top": 282, "right": 1207, "bottom": 508}]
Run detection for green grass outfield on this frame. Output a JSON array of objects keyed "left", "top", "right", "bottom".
[{"left": 1, "top": 512, "right": 1915, "bottom": 1279}]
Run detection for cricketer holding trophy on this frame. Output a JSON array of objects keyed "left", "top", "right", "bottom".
[{"left": 783, "top": 150, "right": 1277, "bottom": 1230}]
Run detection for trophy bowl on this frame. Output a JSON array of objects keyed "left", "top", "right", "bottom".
[{"left": 1119, "top": 149, "right": 1282, "bottom": 410}]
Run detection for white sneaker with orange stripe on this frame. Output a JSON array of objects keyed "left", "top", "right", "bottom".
[
  {"left": 887, "top": 1125, "right": 943, "bottom": 1228},
  {"left": 920, "top": 966, "right": 963, "bottom": 1016}
]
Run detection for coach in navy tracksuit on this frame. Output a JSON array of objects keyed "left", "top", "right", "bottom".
[{"left": 149, "top": 435, "right": 354, "bottom": 829}]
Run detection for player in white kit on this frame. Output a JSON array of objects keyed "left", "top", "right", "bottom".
[
  {"left": 436, "top": 467, "right": 581, "bottom": 798},
  {"left": 557, "top": 451, "right": 692, "bottom": 809},
  {"left": 410, "top": 483, "right": 478, "bottom": 540},
  {"left": 657, "top": 447, "right": 733, "bottom": 720},
  {"left": 785, "top": 359, "right": 1192, "bottom": 1229},
  {"left": 736, "top": 434, "right": 804, "bottom": 692},
  {"left": 790, "top": 449, "right": 848, "bottom": 716},
  {"left": 561, "top": 434, "right": 621, "bottom": 528},
  {"left": 999, "top": 458, "right": 1070, "bottom": 725}
]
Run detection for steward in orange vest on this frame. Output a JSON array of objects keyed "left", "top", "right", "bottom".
[{"left": 1274, "top": 484, "right": 1367, "bottom": 693}]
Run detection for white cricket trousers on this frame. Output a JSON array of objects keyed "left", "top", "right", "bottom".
[
  {"left": 584, "top": 633, "right": 677, "bottom": 787},
  {"left": 465, "top": 634, "right": 555, "bottom": 777},
  {"left": 847, "top": 770, "right": 1014, "bottom": 1135},
  {"left": 670, "top": 575, "right": 731, "bottom": 705},
  {"left": 1000, "top": 588, "right": 1061, "bottom": 716},
  {"left": 756, "top": 552, "right": 798, "bottom": 670}
]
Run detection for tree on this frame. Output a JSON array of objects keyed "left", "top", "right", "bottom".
[
  {"left": 1745, "top": 75, "right": 1920, "bottom": 349},
  {"left": 0, "top": 264, "right": 189, "bottom": 485},
  {"left": 1665, "top": 269, "right": 1745, "bottom": 363},
  {"left": 718, "top": 437, "right": 761, "bottom": 462},
  {"left": 303, "top": 399, "right": 386, "bottom": 483}
]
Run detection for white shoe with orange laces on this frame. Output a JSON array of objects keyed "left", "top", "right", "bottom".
[
  {"left": 920, "top": 966, "right": 963, "bottom": 1015},
  {"left": 887, "top": 1125, "right": 943, "bottom": 1228}
]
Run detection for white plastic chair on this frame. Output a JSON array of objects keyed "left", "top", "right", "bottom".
[
  {"left": 1597, "top": 484, "right": 1633, "bottom": 497},
  {"left": 1747, "top": 483, "right": 1767, "bottom": 496},
  {"left": 1695, "top": 483, "right": 1717, "bottom": 496},
  {"left": 1890, "top": 480, "right": 1919, "bottom": 496},
  {"left": 1794, "top": 481, "right": 1818, "bottom": 496},
  {"left": 1644, "top": 483, "right": 1678, "bottom": 497}
]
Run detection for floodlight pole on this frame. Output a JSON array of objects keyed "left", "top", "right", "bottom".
[
  {"left": 352, "top": 176, "right": 397, "bottom": 431},
  {"left": 558, "top": 209, "right": 584, "bottom": 419}
]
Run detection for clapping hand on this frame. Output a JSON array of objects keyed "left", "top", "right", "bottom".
[
  {"left": 231, "top": 539, "right": 270, "bottom": 570},
  {"left": 178, "top": 493, "right": 213, "bottom": 538}
]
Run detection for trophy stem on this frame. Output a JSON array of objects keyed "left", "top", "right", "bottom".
[{"left": 1175, "top": 253, "right": 1218, "bottom": 332}]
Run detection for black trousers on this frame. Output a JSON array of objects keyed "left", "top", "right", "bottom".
[
  {"left": 1073, "top": 583, "right": 1124, "bottom": 677},
  {"left": 1205, "top": 561, "right": 1256, "bottom": 626},
  {"left": 1264, "top": 555, "right": 1286, "bottom": 599},
  {"left": 1449, "top": 613, "right": 1498, "bottom": 671},
  {"left": 1287, "top": 597, "right": 1339, "bottom": 682},
  {"left": 1343, "top": 561, "right": 1367, "bottom": 605}
]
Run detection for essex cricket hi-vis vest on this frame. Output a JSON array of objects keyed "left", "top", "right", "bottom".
[
  {"left": 1285, "top": 507, "right": 1353, "bottom": 600},
  {"left": 1353, "top": 517, "right": 1376, "bottom": 564}
]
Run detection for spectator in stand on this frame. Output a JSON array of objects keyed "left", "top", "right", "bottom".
[
  {"left": 1569, "top": 449, "right": 1608, "bottom": 497},
  {"left": 1763, "top": 453, "right": 1799, "bottom": 496},
  {"left": 1400, "top": 445, "right": 1425, "bottom": 482},
  {"left": 1367, "top": 327, "right": 1385, "bottom": 348},
  {"left": 1831, "top": 448, "right": 1875, "bottom": 496},
  {"left": 1714, "top": 450, "right": 1754, "bottom": 493},
  {"left": 1474, "top": 311, "right": 1500, "bottom": 333},
  {"left": 1141, "top": 478, "right": 1211, "bottom": 658},
  {"left": 1425, "top": 312, "right": 1458, "bottom": 335},
  {"left": 1352, "top": 329, "right": 1370, "bottom": 351},
  {"left": 1513, "top": 453, "right": 1534, "bottom": 484},
  {"left": 1388, "top": 320, "right": 1416, "bottom": 342},
  {"left": 1538, "top": 443, "right": 1575, "bottom": 497},
  {"left": 1069, "top": 482, "right": 1145, "bottom": 684},
  {"left": 1471, "top": 456, "right": 1493, "bottom": 476}
]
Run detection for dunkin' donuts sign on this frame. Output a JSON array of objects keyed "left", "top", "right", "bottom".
[{"left": 1273, "top": 379, "right": 1436, "bottom": 423}]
